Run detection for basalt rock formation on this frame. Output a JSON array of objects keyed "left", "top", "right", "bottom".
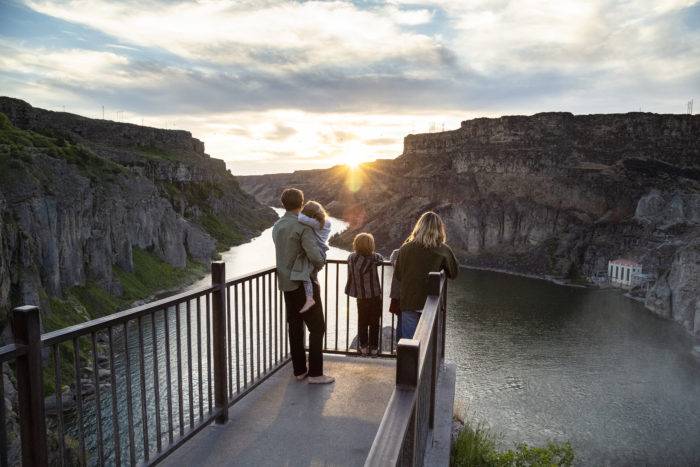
[
  {"left": 240, "top": 112, "right": 700, "bottom": 336},
  {"left": 0, "top": 97, "right": 276, "bottom": 326}
]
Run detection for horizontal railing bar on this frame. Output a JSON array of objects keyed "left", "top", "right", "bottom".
[
  {"left": 224, "top": 266, "right": 277, "bottom": 286},
  {"left": 365, "top": 387, "right": 417, "bottom": 466},
  {"left": 0, "top": 343, "right": 26, "bottom": 362},
  {"left": 321, "top": 349, "right": 397, "bottom": 359},
  {"left": 326, "top": 259, "right": 392, "bottom": 266},
  {"left": 40, "top": 259, "right": 384, "bottom": 346},
  {"left": 365, "top": 273, "right": 445, "bottom": 466},
  {"left": 41, "top": 286, "right": 215, "bottom": 345},
  {"left": 413, "top": 295, "right": 440, "bottom": 375}
]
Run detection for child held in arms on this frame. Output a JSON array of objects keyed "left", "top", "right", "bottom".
[
  {"left": 345, "top": 233, "right": 384, "bottom": 356},
  {"left": 292, "top": 201, "right": 331, "bottom": 312}
]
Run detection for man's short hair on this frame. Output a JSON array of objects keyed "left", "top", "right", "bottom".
[{"left": 280, "top": 188, "right": 304, "bottom": 210}]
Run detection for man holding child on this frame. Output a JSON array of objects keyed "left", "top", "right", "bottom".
[{"left": 272, "top": 188, "right": 335, "bottom": 384}]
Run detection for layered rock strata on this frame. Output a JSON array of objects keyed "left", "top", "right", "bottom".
[{"left": 240, "top": 112, "right": 700, "bottom": 336}]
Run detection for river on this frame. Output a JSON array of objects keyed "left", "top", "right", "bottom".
[{"left": 66, "top": 209, "right": 700, "bottom": 465}]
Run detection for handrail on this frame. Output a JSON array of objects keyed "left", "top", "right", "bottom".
[
  {"left": 41, "top": 285, "right": 215, "bottom": 346},
  {"left": 326, "top": 258, "right": 393, "bottom": 266},
  {"left": 3, "top": 258, "right": 405, "bottom": 467},
  {"left": 225, "top": 266, "right": 277, "bottom": 286},
  {"left": 0, "top": 342, "right": 27, "bottom": 362},
  {"left": 365, "top": 271, "right": 446, "bottom": 467}
]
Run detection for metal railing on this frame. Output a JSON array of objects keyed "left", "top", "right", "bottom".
[
  {"left": 365, "top": 271, "right": 447, "bottom": 467},
  {"left": 0, "top": 258, "right": 401, "bottom": 466}
]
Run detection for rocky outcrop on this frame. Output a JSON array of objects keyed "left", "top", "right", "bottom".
[
  {"left": 646, "top": 239, "right": 700, "bottom": 334},
  {"left": 0, "top": 97, "right": 277, "bottom": 327},
  {"left": 240, "top": 112, "right": 700, "bottom": 336}
]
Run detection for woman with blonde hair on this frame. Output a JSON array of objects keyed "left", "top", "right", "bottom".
[{"left": 392, "top": 211, "right": 458, "bottom": 339}]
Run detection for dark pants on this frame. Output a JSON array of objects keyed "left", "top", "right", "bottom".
[
  {"left": 357, "top": 296, "right": 381, "bottom": 349},
  {"left": 284, "top": 282, "right": 325, "bottom": 377}
]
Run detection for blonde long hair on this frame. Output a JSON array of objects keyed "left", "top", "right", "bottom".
[{"left": 405, "top": 211, "right": 446, "bottom": 249}]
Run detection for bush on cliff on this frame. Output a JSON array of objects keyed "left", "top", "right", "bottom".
[{"left": 452, "top": 420, "right": 574, "bottom": 467}]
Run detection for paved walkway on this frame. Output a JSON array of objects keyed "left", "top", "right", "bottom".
[{"left": 162, "top": 354, "right": 396, "bottom": 467}]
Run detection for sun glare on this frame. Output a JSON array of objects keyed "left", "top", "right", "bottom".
[{"left": 342, "top": 152, "right": 361, "bottom": 169}]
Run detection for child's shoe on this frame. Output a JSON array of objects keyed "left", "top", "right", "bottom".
[
  {"left": 359, "top": 346, "right": 369, "bottom": 356},
  {"left": 300, "top": 297, "right": 315, "bottom": 313},
  {"left": 370, "top": 348, "right": 379, "bottom": 357}
]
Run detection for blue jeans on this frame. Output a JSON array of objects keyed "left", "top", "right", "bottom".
[
  {"left": 400, "top": 310, "right": 421, "bottom": 339},
  {"left": 395, "top": 314, "right": 403, "bottom": 342}
]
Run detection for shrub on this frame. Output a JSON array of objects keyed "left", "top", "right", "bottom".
[{"left": 451, "top": 420, "right": 574, "bottom": 467}]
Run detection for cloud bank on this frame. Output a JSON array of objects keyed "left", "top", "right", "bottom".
[{"left": 1, "top": 0, "right": 698, "bottom": 173}]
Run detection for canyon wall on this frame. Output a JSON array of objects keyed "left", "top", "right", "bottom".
[
  {"left": 240, "top": 112, "right": 700, "bottom": 336},
  {"left": 0, "top": 97, "right": 277, "bottom": 327}
]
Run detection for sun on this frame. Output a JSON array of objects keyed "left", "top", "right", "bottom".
[{"left": 342, "top": 153, "right": 361, "bottom": 169}]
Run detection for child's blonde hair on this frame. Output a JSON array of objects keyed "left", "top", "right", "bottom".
[
  {"left": 405, "top": 211, "right": 446, "bottom": 249},
  {"left": 353, "top": 233, "right": 375, "bottom": 255},
  {"left": 301, "top": 200, "right": 328, "bottom": 229}
]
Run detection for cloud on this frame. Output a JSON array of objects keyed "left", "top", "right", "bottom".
[
  {"left": 364, "top": 137, "right": 396, "bottom": 146},
  {"left": 265, "top": 124, "right": 297, "bottom": 141},
  {"left": 2, "top": 0, "right": 699, "bottom": 175},
  {"left": 24, "top": 0, "right": 447, "bottom": 72}
]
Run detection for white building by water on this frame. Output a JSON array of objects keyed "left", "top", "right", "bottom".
[{"left": 608, "top": 258, "right": 642, "bottom": 288}]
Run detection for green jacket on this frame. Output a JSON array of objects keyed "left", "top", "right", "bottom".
[
  {"left": 393, "top": 241, "right": 458, "bottom": 311},
  {"left": 272, "top": 211, "right": 326, "bottom": 292}
]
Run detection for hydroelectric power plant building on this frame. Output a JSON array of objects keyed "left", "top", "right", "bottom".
[{"left": 608, "top": 258, "right": 642, "bottom": 288}]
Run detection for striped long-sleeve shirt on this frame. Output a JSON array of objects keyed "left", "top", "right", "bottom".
[{"left": 345, "top": 252, "right": 383, "bottom": 299}]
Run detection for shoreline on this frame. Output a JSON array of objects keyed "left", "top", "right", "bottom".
[{"left": 459, "top": 264, "right": 590, "bottom": 289}]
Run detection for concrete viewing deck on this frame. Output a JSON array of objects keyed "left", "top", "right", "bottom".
[{"left": 162, "top": 354, "right": 396, "bottom": 467}]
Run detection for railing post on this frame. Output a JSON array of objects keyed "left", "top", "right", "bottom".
[
  {"left": 211, "top": 261, "right": 229, "bottom": 424},
  {"left": 12, "top": 305, "right": 48, "bottom": 466},
  {"left": 396, "top": 338, "right": 419, "bottom": 388}
]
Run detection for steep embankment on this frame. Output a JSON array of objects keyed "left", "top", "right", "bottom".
[
  {"left": 240, "top": 112, "right": 700, "bottom": 336},
  {"left": 0, "top": 97, "right": 276, "bottom": 330}
]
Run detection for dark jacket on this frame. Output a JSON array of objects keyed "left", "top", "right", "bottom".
[
  {"left": 345, "top": 252, "right": 384, "bottom": 299},
  {"left": 394, "top": 241, "right": 458, "bottom": 311}
]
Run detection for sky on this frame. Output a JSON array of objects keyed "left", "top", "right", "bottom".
[{"left": 0, "top": 0, "right": 698, "bottom": 175}]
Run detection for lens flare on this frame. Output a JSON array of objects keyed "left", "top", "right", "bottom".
[{"left": 345, "top": 164, "right": 364, "bottom": 192}]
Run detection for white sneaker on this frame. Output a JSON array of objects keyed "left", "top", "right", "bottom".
[
  {"left": 308, "top": 375, "right": 335, "bottom": 384},
  {"left": 300, "top": 297, "right": 315, "bottom": 313},
  {"left": 295, "top": 371, "right": 308, "bottom": 381}
]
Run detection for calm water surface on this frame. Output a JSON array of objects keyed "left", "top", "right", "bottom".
[{"left": 446, "top": 269, "right": 700, "bottom": 466}]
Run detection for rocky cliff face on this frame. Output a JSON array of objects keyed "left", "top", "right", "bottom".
[
  {"left": 239, "top": 112, "right": 700, "bottom": 336},
  {"left": 0, "top": 97, "right": 276, "bottom": 327}
]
